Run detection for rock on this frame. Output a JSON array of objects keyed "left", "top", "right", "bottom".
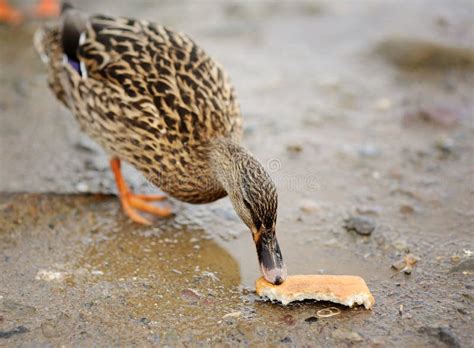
[
  {"left": 181, "top": 288, "right": 202, "bottom": 304},
  {"left": 300, "top": 199, "right": 319, "bottom": 213},
  {"left": 222, "top": 311, "right": 241, "bottom": 319},
  {"left": 391, "top": 254, "right": 420, "bottom": 274},
  {"left": 399, "top": 204, "right": 415, "bottom": 215},
  {"left": 0, "top": 300, "right": 36, "bottom": 318},
  {"left": 392, "top": 240, "right": 410, "bottom": 253},
  {"left": 391, "top": 259, "right": 406, "bottom": 271},
  {"left": 286, "top": 144, "right": 303, "bottom": 153},
  {"left": 435, "top": 137, "right": 455, "bottom": 156},
  {"left": 375, "top": 37, "right": 474, "bottom": 70},
  {"left": 358, "top": 143, "right": 380, "bottom": 158},
  {"left": 418, "top": 326, "right": 461, "bottom": 348},
  {"left": 344, "top": 216, "right": 376, "bottom": 236},
  {"left": 280, "top": 314, "right": 296, "bottom": 326},
  {"left": 355, "top": 205, "right": 381, "bottom": 216},
  {"left": 35, "top": 269, "right": 67, "bottom": 282},
  {"left": 280, "top": 336, "right": 292, "bottom": 343},
  {"left": 0, "top": 326, "right": 29, "bottom": 339},
  {"left": 304, "top": 316, "right": 318, "bottom": 323},
  {"left": 76, "top": 182, "right": 89, "bottom": 193},
  {"left": 332, "top": 328, "right": 363, "bottom": 342},
  {"left": 403, "top": 105, "right": 462, "bottom": 128},
  {"left": 74, "top": 137, "right": 98, "bottom": 154},
  {"left": 375, "top": 98, "right": 393, "bottom": 111},
  {"left": 450, "top": 258, "right": 474, "bottom": 273}
]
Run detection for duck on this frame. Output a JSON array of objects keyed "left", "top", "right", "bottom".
[{"left": 34, "top": 3, "right": 287, "bottom": 285}]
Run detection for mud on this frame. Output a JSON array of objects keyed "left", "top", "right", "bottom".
[{"left": 1, "top": 0, "right": 473, "bottom": 346}]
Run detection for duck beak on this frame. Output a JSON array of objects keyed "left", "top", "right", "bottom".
[{"left": 254, "top": 228, "right": 287, "bottom": 285}]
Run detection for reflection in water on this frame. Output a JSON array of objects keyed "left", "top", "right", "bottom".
[{"left": 75, "top": 223, "right": 243, "bottom": 337}]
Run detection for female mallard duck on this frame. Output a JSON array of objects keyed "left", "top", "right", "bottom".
[{"left": 34, "top": 4, "right": 286, "bottom": 284}]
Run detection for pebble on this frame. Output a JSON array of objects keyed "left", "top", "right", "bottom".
[
  {"left": 0, "top": 326, "right": 29, "bottom": 339},
  {"left": 304, "top": 316, "right": 318, "bottom": 323},
  {"left": 399, "top": 204, "right": 415, "bottom": 214},
  {"left": 391, "top": 254, "right": 420, "bottom": 274},
  {"left": 35, "top": 270, "right": 66, "bottom": 282},
  {"left": 418, "top": 326, "right": 461, "bottom": 348},
  {"left": 76, "top": 182, "right": 89, "bottom": 193},
  {"left": 375, "top": 97, "right": 393, "bottom": 111},
  {"left": 449, "top": 258, "right": 474, "bottom": 273},
  {"left": 392, "top": 239, "right": 410, "bottom": 253},
  {"left": 181, "top": 288, "right": 202, "bottom": 303},
  {"left": 332, "top": 328, "right": 363, "bottom": 342},
  {"left": 280, "top": 314, "right": 296, "bottom": 326},
  {"left": 287, "top": 144, "right": 303, "bottom": 153},
  {"left": 299, "top": 199, "right": 319, "bottom": 213},
  {"left": 358, "top": 143, "right": 380, "bottom": 158},
  {"left": 435, "top": 137, "right": 455, "bottom": 156},
  {"left": 344, "top": 216, "right": 376, "bottom": 236},
  {"left": 222, "top": 311, "right": 241, "bottom": 319}
]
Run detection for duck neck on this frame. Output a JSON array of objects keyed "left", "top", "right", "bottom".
[{"left": 208, "top": 138, "right": 251, "bottom": 198}]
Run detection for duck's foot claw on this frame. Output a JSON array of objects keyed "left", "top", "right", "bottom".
[
  {"left": 0, "top": 2, "right": 23, "bottom": 25},
  {"left": 121, "top": 193, "right": 172, "bottom": 225},
  {"left": 30, "top": 0, "right": 59, "bottom": 19},
  {"left": 110, "top": 157, "right": 171, "bottom": 225}
]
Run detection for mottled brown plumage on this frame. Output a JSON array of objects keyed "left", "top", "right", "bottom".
[{"left": 34, "top": 5, "right": 286, "bottom": 284}]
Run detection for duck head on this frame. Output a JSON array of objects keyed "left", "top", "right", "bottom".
[{"left": 210, "top": 139, "right": 287, "bottom": 284}]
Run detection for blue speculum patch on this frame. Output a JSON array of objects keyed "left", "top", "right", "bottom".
[{"left": 68, "top": 57, "right": 81, "bottom": 74}]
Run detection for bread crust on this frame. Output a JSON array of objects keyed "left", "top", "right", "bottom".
[{"left": 256, "top": 275, "right": 375, "bottom": 309}]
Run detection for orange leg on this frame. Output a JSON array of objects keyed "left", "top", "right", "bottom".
[
  {"left": 0, "top": 0, "right": 23, "bottom": 25},
  {"left": 31, "top": 0, "right": 59, "bottom": 18},
  {"left": 110, "top": 158, "right": 171, "bottom": 225}
]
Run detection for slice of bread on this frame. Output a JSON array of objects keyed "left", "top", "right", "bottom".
[{"left": 256, "top": 275, "right": 375, "bottom": 309}]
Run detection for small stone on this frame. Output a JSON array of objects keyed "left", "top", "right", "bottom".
[
  {"left": 435, "top": 137, "right": 455, "bottom": 156},
  {"left": 451, "top": 255, "right": 461, "bottom": 263},
  {"left": 76, "top": 182, "right": 89, "bottom": 193},
  {"left": 287, "top": 144, "right": 303, "bottom": 153},
  {"left": 375, "top": 98, "right": 392, "bottom": 111},
  {"left": 403, "top": 105, "right": 462, "bottom": 127},
  {"left": 223, "top": 311, "right": 241, "bottom": 319},
  {"left": 391, "top": 259, "right": 406, "bottom": 271},
  {"left": 35, "top": 270, "right": 66, "bottom": 282},
  {"left": 280, "top": 336, "right": 292, "bottom": 343},
  {"left": 332, "top": 328, "right": 363, "bottom": 342},
  {"left": 355, "top": 205, "right": 381, "bottom": 216},
  {"left": 280, "top": 314, "right": 296, "bottom": 326},
  {"left": 392, "top": 254, "right": 420, "bottom": 274},
  {"left": 344, "top": 216, "right": 376, "bottom": 236},
  {"left": 450, "top": 258, "right": 474, "bottom": 273},
  {"left": 0, "top": 326, "right": 29, "bottom": 339},
  {"left": 304, "top": 316, "right": 318, "bottom": 323},
  {"left": 181, "top": 288, "right": 202, "bottom": 303},
  {"left": 399, "top": 204, "right": 415, "bottom": 215},
  {"left": 392, "top": 240, "right": 410, "bottom": 253},
  {"left": 358, "top": 143, "right": 380, "bottom": 158},
  {"left": 419, "top": 326, "right": 461, "bottom": 348},
  {"left": 300, "top": 199, "right": 319, "bottom": 213}
]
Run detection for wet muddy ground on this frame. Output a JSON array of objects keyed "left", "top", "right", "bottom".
[{"left": 1, "top": 0, "right": 473, "bottom": 346}]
